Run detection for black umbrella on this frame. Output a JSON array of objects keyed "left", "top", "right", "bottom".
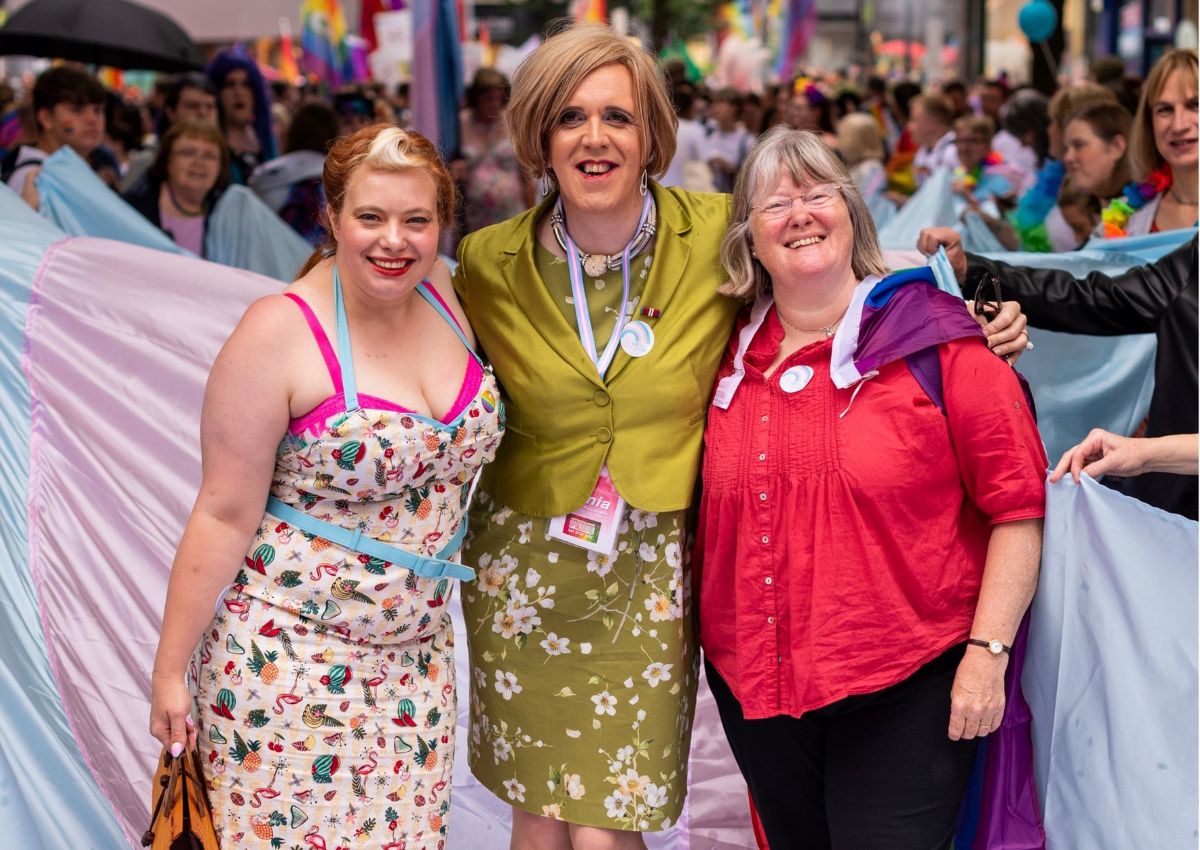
[{"left": 0, "top": 0, "right": 204, "bottom": 72}]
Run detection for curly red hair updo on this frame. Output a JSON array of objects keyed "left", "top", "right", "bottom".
[{"left": 296, "top": 124, "right": 456, "bottom": 278}]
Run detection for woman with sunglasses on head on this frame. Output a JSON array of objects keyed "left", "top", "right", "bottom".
[{"left": 696, "top": 126, "right": 1047, "bottom": 849}]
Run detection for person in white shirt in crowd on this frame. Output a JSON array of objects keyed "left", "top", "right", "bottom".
[
  {"left": 979, "top": 79, "right": 1032, "bottom": 172},
  {"left": 909, "top": 93, "right": 959, "bottom": 186},
  {"left": 661, "top": 82, "right": 714, "bottom": 191},
  {"left": 4, "top": 66, "right": 106, "bottom": 209},
  {"left": 705, "top": 87, "right": 753, "bottom": 193},
  {"left": 995, "top": 88, "right": 1049, "bottom": 193}
]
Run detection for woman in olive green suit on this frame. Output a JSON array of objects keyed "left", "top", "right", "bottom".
[{"left": 450, "top": 23, "right": 1025, "bottom": 850}]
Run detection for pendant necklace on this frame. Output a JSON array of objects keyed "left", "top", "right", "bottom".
[
  {"left": 551, "top": 199, "right": 657, "bottom": 278},
  {"left": 778, "top": 306, "right": 848, "bottom": 338}
]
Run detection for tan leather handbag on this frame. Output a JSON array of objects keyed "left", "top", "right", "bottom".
[{"left": 143, "top": 746, "right": 220, "bottom": 850}]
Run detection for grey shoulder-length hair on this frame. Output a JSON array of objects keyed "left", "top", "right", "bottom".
[{"left": 719, "top": 126, "right": 889, "bottom": 300}]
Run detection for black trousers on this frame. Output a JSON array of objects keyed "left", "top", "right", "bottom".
[{"left": 706, "top": 645, "right": 980, "bottom": 850}]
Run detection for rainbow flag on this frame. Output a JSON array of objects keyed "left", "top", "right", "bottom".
[
  {"left": 279, "top": 19, "right": 300, "bottom": 84},
  {"left": 774, "top": 0, "right": 817, "bottom": 78},
  {"left": 573, "top": 0, "right": 608, "bottom": 24},
  {"left": 300, "top": 0, "right": 354, "bottom": 87}
]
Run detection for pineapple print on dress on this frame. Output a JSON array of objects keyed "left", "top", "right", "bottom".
[{"left": 190, "top": 281, "right": 503, "bottom": 849}]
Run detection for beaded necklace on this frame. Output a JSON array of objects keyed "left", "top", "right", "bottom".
[{"left": 1100, "top": 163, "right": 1173, "bottom": 238}]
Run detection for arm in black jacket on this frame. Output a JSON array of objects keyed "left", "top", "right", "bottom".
[{"left": 965, "top": 236, "right": 1198, "bottom": 336}]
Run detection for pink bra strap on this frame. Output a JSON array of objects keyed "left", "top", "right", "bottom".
[
  {"left": 422, "top": 282, "right": 467, "bottom": 335},
  {"left": 283, "top": 293, "right": 343, "bottom": 394}
]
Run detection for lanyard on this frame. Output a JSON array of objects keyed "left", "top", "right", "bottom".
[{"left": 558, "top": 192, "right": 653, "bottom": 379}]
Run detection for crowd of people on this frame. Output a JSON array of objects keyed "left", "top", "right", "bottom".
[{"left": 2, "top": 25, "right": 1195, "bottom": 850}]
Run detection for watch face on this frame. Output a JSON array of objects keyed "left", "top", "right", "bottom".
[{"left": 989, "top": 639, "right": 1004, "bottom": 655}]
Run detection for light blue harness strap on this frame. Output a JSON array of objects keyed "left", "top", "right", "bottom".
[
  {"left": 332, "top": 266, "right": 360, "bottom": 412},
  {"left": 415, "top": 282, "right": 482, "bottom": 365},
  {"left": 265, "top": 496, "right": 474, "bottom": 582}
]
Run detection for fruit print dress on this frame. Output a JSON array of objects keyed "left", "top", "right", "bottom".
[{"left": 189, "top": 276, "right": 503, "bottom": 849}]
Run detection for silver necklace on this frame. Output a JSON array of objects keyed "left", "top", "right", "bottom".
[
  {"left": 778, "top": 306, "right": 847, "bottom": 338},
  {"left": 1170, "top": 186, "right": 1199, "bottom": 205},
  {"left": 551, "top": 198, "right": 657, "bottom": 278}
]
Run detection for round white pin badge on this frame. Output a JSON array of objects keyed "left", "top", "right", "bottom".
[
  {"left": 620, "top": 320, "right": 655, "bottom": 357},
  {"left": 779, "top": 365, "right": 814, "bottom": 393}
]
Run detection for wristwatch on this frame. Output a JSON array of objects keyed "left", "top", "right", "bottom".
[{"left": 967, "top": 638, "right": 1011, "bottom": 656}]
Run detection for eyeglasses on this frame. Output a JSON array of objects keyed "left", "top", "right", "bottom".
[
  {"left": 753, "top": 184, "right": 840, "bottom": 219},
  {"left": 172, "top": 146, "right": 221, "bottom": 163}
]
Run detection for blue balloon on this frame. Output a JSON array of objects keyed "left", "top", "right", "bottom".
[{"left": 1019, "top": 0, "right": 1058, "bottom": 42}]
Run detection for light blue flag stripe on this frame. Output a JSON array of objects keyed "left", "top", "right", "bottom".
[
  {"left": 0, "top": 183, "right": 130, "bottom": 848},
  {"left": 1026, "top": 475, "right": 1198, "bottom": 850}
]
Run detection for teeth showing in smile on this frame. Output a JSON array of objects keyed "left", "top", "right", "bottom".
[
  {"left": 786, "top": 236, "right": 824, "bottom": 248},
  {"left": 372, "top": 258, "right": 412, "bottom": 270},
  {"left": 580, "top": 163, "right": 614, "bottom": 174}
]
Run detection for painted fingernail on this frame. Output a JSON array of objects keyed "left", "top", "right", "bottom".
[
  {"left": 186, "top": 715, "right": 195, "bottom": 727},
  {"left": 171, "top": 742, "right": 184, "bottom": 757}
]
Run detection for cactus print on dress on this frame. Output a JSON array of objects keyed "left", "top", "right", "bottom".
[{"left": 189, "top": 285, "right": 503, "bottom": 849}]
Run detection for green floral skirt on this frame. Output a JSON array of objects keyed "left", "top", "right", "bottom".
[{"left": 460, "top": 488, "right": 698, "bottom": 831}]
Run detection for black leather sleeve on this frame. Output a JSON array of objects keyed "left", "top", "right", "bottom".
[{"left": 964, "top": 236, "right": 1198, "bottom": 336}]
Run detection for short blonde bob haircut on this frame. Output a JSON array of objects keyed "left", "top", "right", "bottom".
[
  {"left": 720, "top": 126, "right": 889, "bottom": 300},
  {"left": 505, "top": 22, "right": 677, "bottom": 184},
  {"left": 1129, "top": 48, "right": 1198, "bottom": 178},
  {"left": 836, "top": 112, "right": 885, "bottom": 166}
]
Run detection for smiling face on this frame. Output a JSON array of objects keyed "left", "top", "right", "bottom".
[
  {"left": 331, "top": 168, "right": 440, "bottom": 304},
  {"left": 749, "top": 173, "right": 853, "bottom": 295},
  {"left": 547, "top": 64, "right": 644, "bottom": 217},
  {"left": 166, "top": 134, "right": 222, "bottom": 196},
  {"left": 1063, "top": 119, "right": 1126, "bottom": 194},
  {"left": 1151, "top": 68, "right": 1199, "bottom": 173}
]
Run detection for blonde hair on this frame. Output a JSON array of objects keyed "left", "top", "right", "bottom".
[
  {"left": 719, "top": 126, "right": 889, "bottom": 300},
  {"left": 505, "top": 22, "right": 677, "bottom": 183},
  {"left": 836, "top": 113, "right": 885, "bottom": 166},
  {"left": 297, "top": 124, "right": 455, "bottom": 278},
  {"left": 1129, "top": 48, "right": 1199, "bottom": 178}
]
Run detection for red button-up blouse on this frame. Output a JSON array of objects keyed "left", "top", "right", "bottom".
[{"left": 696, "top": 305, "right": 1047, "bottom": 720}]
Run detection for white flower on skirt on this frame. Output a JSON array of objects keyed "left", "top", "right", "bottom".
[
  {"left": 493, "top": 506, "right": 514, "bottom": 526},
  {"left": 493, "top": 609, "right": 518, "bottom": 638},
  {"left": 591, "top": 690, "right": 619, "bottom": 716},
  {"left": 540, "top": 633, "right": 571, "bottom": 656},
  {"left": 587, "top": 550, "right": 615, "bottom": 577},
  {"left": 518, "top": 521, "right": 533, "bottom": 544},
  {"left": 645, "top": 591, "right": 675, "bottom": 622},
  {"left": 617, "top": 768, "right": 650, "bottom": 797},
  {"left": 478, "top": 564, "right": 506, "bottom": 597},
  {"left": 495, "top": 670, "right": 522, "bottom": 700},
  {"left": 644, "top": 782, "right": 667, "bottom": 808},
  {"left": 665, "top": 542, "right": 682, "bottom": 568},
  {"left": 605, "top": 791, "right": 632, "bottom": 819},
  {"left": 638, "top": 542, "right": 657, "bottom": 562},
  {"left": 504, "top": 777, "right": 526, "bottom": 802},
  {"left": 493, "top": 735, "right": 513, "bottom": 763},
  {"left": 511, "top": 605, "right": 541, "bottom": 634},
  {"left": 641, "top": 662, "right": 673, "bottom": 687},
  {"left": 525, "top": 567, "right": 541, "bottom": 587},
  {"left": 542, "top": 803, "right": 563, "bottom": 819},
  {"left": 616, "top": 745, "right": 634, "bottom": 764}
]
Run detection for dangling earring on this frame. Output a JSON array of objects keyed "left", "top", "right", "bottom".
[
  {"left": 541, "top": 171, "right": 554, "bottom": 197},
  {"left": 639, "top": 169, "right": 649, "bottom": 196}
]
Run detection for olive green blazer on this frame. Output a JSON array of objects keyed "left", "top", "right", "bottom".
[{"left": 454, "top": 184, "right": 741, "bottom": 518}]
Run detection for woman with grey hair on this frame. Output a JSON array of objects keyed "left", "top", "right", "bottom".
[{"left": 694, "top": 126, "right": 1047, "bottom": 848}]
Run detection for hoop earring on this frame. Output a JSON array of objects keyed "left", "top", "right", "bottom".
[{"left": 639, "top": 169, "right": 648, "bottom": 196}]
